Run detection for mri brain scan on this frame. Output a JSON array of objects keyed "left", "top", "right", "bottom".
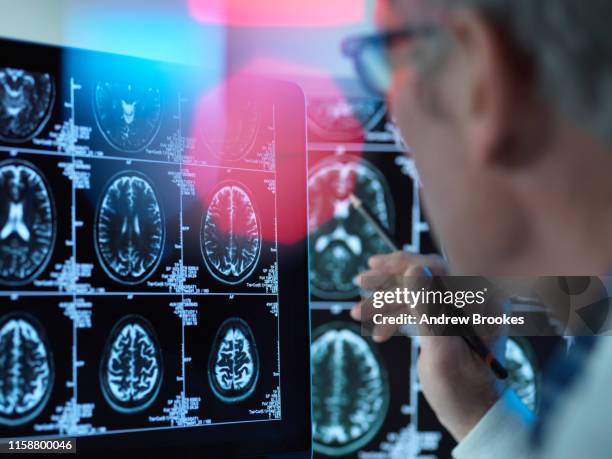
[
  {"left": 200, "top": 182, "right": 261, "bottom": 284},
  {"left": 506, "top": 337, "right": 539, "bottom": 413},
  {"left": 94, "top": 81, "right": 162, "bottom": 152},
  {"left": 95, "top": 172, "right": 165, "bottom": 284},
  {"left": 0, "top": 160, "right": 55, "bottom": 285},
  {"left": 0, "top": 67, "right": 54, "bottom": 142},
  {"left": 100, "top": 315, "right": 163, "bottom": 413},
  {"left": 308, "top": 157, "right": 395, "bottom": 299},
  {"left": 307, "top": 98, "right": 386, "bottom": 141},
  {"left": 200, "top": 90, "right": 260, "bottom": 162},
  {"left": 208, "top": 318, "right": 259, "bottom": 403},
  {"left": 0, "top": 313, "right": 54, "bottom": 426},
  {"left": 311, "top": 322, "right": 389, "bottom": 456}
]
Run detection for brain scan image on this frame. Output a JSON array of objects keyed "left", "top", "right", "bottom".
[
  {"left": 200, "top": 92, "right": 260, "bottom": 162},
  {"left": 308, "top": 98, "right": 386, "bottom": 141},
  {"left": 0, "top": 313, "right": 54, "bottom": 426},
  {"left": 311, "top": 322, "right": 389, "bottom": 456},
  {"left": 100, "top": 315, "right": 163, "bottom": 413},
  {"left": 308, "top": 157, "right": 395, "bottom": 299},
  {"left": 94, "top": 81, "right": 162, "bottom": 152},
  {"left": 208, "top": 318, "right": 259, "bottom": 403},
  {"left": 506, "top": 337, "right": 539, "bottom": 413},
  {"left": 200, "top": 182, "right": 261, "bottom": 285},
  {"left": 95, "top": 172, "right": 165, "bottom": 285},
  {"left": 0, "top": 160, "right": 56, "bottom": 286},
  {"left": 0, "top": 67, "right": 54, "bottom": 142}
]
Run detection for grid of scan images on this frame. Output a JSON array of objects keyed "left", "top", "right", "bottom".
[
  {"left": 0, "top": 50, "right": 283, "bottom": 437},
  {"left": 306, "top": 94, "right": 555, "bottom": 458}
]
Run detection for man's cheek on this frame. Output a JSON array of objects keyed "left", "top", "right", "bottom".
[
  {"left": 391, "top": 88, "right": 426, "bottom": 149},
  {"left": 389, "top": 66, "right": 415, "bottom": 110},
  {"left": 390, "top": 82, "right": 453, "bottom": 215}
]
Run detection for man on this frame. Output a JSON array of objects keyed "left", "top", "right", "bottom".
[{"left": 346, "top": 0, "right": 612, "bottom": 457}]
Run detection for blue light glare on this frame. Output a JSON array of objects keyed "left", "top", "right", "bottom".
[
  {"left": 60, "top": 4, "right": 225, "bottom": 102},
  {"left": 63, "top": 7, "right": 226, "bottom": 71}
]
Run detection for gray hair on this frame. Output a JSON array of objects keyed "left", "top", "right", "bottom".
[{"left": 425, "top": 0, "right": 612, "bottom": 144}]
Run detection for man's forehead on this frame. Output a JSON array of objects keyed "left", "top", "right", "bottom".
[{"left": 375, "top": 0, "right": 427, "bottom": 29}]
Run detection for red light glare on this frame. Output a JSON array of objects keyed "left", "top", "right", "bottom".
[
  {"left": 188, "top": 66, "right": 368, "bottom": 245},
  {"left": 188, "top": 0, "right": 365, "bottom": 27}
]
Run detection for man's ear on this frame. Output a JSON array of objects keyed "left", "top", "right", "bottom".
[{"left": 446, "top": 10, "right": 532, "bottom": 167}]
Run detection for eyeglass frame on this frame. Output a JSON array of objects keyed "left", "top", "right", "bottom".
[{"left": 341, "top": 26, "right": 439, "bottom": 97}]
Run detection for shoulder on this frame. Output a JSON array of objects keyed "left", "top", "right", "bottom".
[{"left": 543, "top": 336, "right": 612, "bottom": 458}]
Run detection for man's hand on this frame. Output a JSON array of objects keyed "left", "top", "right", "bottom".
[
  {"left": 351, "top": 251, "right": 447, "bottom": 341},
  {"left": 418, "top": 334, "right": 504, "bottom": 442},
  {"left": 351, "top": 252, "right": 504, "bottom": 442}
]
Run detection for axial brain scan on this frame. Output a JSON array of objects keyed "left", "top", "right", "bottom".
[
  {"left": 200, "top": 183, "right": 261, "bottom": 284},
  {"left": 200, "top": 94, "right": 260, "bottom": 161},
  {"left": 0, "top": 160, "right": 55, "bottom": 285},
  {"left": 100, "top": 315, "right": 163, "bottom": 413},
  {"left": 0, "top": 313, "right": 54, "bottom": 426},
  {"left": 95, "top": 172, "right": 164, "bottom": 284},
  {"left": 307, "top": 98, "right": 386, "bottom": 141},
  {"left": 308, "top": 157, "right": 395, "bottom": 299},
  {"left": 0, "top": 67, "right": 54, "bottom": 142},
  {"left": 94, "top": 81, "right": 162, "bottom": 152},
  {"left": 311, "top": 322, "right": 389, "bottom": 456},
  {"left": 506, "top": 337, "right": 539, "bottom": 413},
  {"left": 208, "top": 318, "right": 259, "bottom": 403}
]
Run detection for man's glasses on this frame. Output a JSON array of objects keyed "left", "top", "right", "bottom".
[{"left": 342, "top": 26, "right": 437, "bottom": 97}]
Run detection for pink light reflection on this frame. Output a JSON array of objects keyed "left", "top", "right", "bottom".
[
  {"left": 188, "top": 0, "right": 365, "bottom": 27},
  {"left": 188, "top": 61, "right": 364, "bottom": 245}
]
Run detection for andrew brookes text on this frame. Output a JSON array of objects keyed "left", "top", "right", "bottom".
[{"left": 372, "top": 312, "right": 525, "bottom": 326}]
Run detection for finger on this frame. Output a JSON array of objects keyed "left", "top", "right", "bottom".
[
  {"left": 403, "top": 256, "right": 447, "bottom": 278},
  {"left": 369, "top": 251, "right": 417, "bottom": 271},
  {"left": 355, "top": 270, "right": 397, "bottom": 291},
  {"left": 353, "top": 296, "right": 376, "bottom": 322},
  {"left": 370, "top": 296, "right": 419, "bottom": 342},
  {"left": 350, "top": 303, "right": 361, "bottom": 320},
  {"left": 372, "top": 322, "right": 402, "bottom": 342},
  {"left": 425, "top": 255, "right": 448, "bottom": 274},
  {"left": 355, "top": 285, "right": 407, "bottom": 324}
]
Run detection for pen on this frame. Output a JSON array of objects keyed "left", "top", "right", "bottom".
[{"left": 350, "top": 193, "right": 508, "bottom": 380}]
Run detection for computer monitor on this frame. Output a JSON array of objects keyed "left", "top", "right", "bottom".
[
  {"left": 0, "top": 37, "right": 312, "bottom": 458},
  {"left": 305, "top": 96, "right": 557, "bottom": 459}
]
